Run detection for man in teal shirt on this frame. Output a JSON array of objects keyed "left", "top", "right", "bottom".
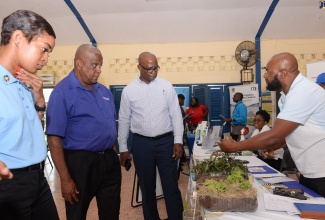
[{"left": 226, "top": 92, "right": 247, "bottom": 141}]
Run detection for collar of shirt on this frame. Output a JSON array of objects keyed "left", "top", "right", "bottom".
[
  {"left": 68, "top": 70, "right": 100, "bottom": 91},
  {"left": 136, "top": 74, "right": 157, "bottom": 84},
  {"left": 278, "top": 73, "right": 304, "bottom": 111},
  {"left": 0, "top": 65, "right": 19, "bottom": 85},
  {"left": 287, "top": 73, "right": 304, "bottom": 94}
]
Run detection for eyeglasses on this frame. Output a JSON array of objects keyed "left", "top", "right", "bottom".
[
  {"left": 264, "top": 67, "right": 284, "bottom": 77},
  {"left": 139, "top": 64, "right": 160, "bottom": 73},
  {"left": 253, "top": 119, "right": 264, "bottom": 123},
  {"left": 263, "top": 68, "right": 271, "bottom": 77}
]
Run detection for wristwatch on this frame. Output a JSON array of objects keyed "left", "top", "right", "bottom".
[{"left": 34, "top": 103, "right": 46, "bottom": 112}]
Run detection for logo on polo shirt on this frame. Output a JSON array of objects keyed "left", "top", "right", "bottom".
[
  {"left": 103, "top": 96, "right": 110, "bottom": 101},
  {"left": 3, "top": 75, "right": 10, "bottom": 82}
]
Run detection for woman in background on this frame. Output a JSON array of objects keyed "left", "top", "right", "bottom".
[
  {"left": 251, "top": 110, "right": 284, "bottom": 171},
  {"left": 186, "top": 97, "right": 208, "bottom": 131}
]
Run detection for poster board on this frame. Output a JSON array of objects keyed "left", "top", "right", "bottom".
[
  {"left": 261, "top": 91, "right": 276, "bottom": 127},
  {"left": 306, "top": 61, "right": 325, "bottom": 82}
]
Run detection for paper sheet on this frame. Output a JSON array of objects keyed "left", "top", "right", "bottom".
[
  {"left": 262, "top": 176, "right": 293, "bottom": 184},
  {"left": 264, "top": 193, "right": 325, "bottom": 215},
  {"left": 263, "top": 193, "right": 301, "bottom": 215}
]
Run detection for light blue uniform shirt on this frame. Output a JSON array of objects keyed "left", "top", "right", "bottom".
[{"left": 0, "top": 65, "right": 47, "bottom": 169}]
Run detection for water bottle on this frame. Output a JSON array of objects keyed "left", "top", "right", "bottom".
[{"left": 185, "top": 181, "right": 197, "bottom": 209}]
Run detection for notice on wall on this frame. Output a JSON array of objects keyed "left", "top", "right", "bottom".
[
  {"left": 306, "top": 61, "right": 325, "bottom": 82},
  {"left": 261, "top": 91, "right": 276, "bottom": 127}
]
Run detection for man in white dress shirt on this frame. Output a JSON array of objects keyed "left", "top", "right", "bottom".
[{"left": 118, "top": 52, "right": 184, "bottom": 220}]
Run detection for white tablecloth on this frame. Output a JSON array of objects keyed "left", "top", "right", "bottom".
[{"left": 192, "top": 143, "right": 321, "bottom": 220}]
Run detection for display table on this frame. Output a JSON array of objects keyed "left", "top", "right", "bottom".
[{"left": 191, "top": 143, "right": 325, "bottom": 220}]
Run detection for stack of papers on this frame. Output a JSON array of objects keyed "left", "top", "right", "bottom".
[{"left": 264, "top": 193, "right": 325, "bottom": 215}]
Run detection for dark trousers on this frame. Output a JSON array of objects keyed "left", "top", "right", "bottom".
[
  {"left": 64, "top": 149, "right": 121, "bottom": 220},
  {"left": 231, "top": 124, "right": 246, "bottom": 142},
  {"left": 132, "top": 133, "right": 183, "bottom": 220},
  {"left": 0, "top": 168, "right": 59, "bottom": 220},
  {"left": 231, "top": 133, "right": 240, "bottom": 142},
  {"left": 299, "top": 174, "right": 325, "bottom": 198},
  {"left": 257, "top": 156, "right": 282, "bottom": 172}
]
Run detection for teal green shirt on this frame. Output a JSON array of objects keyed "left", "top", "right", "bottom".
[{"left": 232, "top": 101, "right": 247, "bottom": 125}]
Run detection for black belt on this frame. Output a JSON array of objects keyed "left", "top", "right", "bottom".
[
  {"left": 10, "top": 163, "right": 42, "bottom": 172},
  {"left": 97, "top": 148, "right": 114, "bottom": 154},
  {"left": 134, "top": 131, "right": 173, "bottom": 140}
]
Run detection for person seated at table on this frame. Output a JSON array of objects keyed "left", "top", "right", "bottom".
[
  {"left": 251, "top": 110, "right": 284, "bottom": 171},
  {"left": 186, "top": 97, "right": 208, "bottom": 132}
]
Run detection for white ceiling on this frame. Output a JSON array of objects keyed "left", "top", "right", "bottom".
[{"left": 0, "top": 0, "right": 324, "bottom": 46}]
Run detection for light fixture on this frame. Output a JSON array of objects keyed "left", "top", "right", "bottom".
[{"left": 240, "top": 68, "right": 254, "bottom": 83}]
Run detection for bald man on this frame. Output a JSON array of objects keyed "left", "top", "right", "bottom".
[
  {"left": 220, "top": 52, "right": 325, "bottom": 197},
  {"left": 46, "top": 44, "right": 121, "bottom": 220},
  {"left": 118, "top": 52, "right": 184, "bottom": 220}
]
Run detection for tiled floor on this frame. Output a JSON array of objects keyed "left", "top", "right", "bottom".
[{"left": 44, "top": 154, "right": 190, "bottom": 220}]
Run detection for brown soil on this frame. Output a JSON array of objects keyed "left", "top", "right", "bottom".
[{"left": 196, "top": 176, "right": 258, "bottom": 212}]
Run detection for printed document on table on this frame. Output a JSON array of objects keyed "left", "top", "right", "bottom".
[
  {"left": 264, "top": 193, "right": 300, "bottom": 215},
  {"left": 264, "top": 193, "right": 325, "bottom": 215},
  {"left": 262, "top": 176, "right": 293, "bottom": 184}
]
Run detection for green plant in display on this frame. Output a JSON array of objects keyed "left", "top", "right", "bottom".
[
  {"left": 204, "top": 179, "right": 228, "bottom": 192},
  {"left": 239, "top": 182, "right": 252, "bottom": 189},
  {"left": 227, "top": 167, "right": 245, "bottom": 184},
  {"left": 202, "top": 162, "right": 252, "bottom": 193},
  {"left": 193, "top": 154, "right": 248, "bottom": 179}
]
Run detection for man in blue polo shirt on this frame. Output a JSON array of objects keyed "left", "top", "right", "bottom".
[{"left": 46, "top": 44, "right": 121, "bottom": 220}]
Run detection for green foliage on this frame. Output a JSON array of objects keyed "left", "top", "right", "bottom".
[
  {"left": 240, "top": 182, "right": 252, "bottom": 189},
  {"left": 227, "top": 167, "right": 246, "bottom": 184},
  {"left": 204, "top": 179, "right": 228, "bottom": 192},
  {"left": 200, "top": 157, "right": 253, "bottom": 193},
  {"left": 193, "top": 154, "right": 248, "bottom": 179},
  {"left": 227, "top": 173, "right": 243, "bottom": 184}
]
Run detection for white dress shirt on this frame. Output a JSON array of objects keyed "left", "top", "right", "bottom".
[{"left": 118, "top": 76, "right": 184, "bottom": 152}]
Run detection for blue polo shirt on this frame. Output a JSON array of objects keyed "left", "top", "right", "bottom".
[
  {"left": 0, "top": 65, "right": 47, "bottom": 168},
  {"left": 46, "top": 71, "right": 117, "bottom": 152}
]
